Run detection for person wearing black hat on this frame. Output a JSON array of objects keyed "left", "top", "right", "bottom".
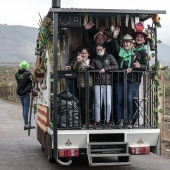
[
  {"left": 15, "top": 61, "right": 33, "bottom": 130},
  {"left": 111, "top": 27, "right": 141, "bottom": 128},
  {"left": 133, "top": 22, "right": 149, "bottom": 71},
  {"left": 132, "top": 22, "right": 150, "bottom": 126}
]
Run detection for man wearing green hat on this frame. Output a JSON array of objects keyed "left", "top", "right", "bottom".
[{"left": 15, "top": 61, "right": 33, "bottom": 130}]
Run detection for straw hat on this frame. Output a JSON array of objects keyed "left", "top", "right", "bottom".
[
  {"left": 122, "top": 34, "right": 134, "bottom": 42},
  {"left": 94, "top": 31, "right": 107, "bottom": 41}
]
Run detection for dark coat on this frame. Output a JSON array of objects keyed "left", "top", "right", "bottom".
[
  {"left": 73, "top": 60, "right": 93, "bottom": 87},
  {"left": 138, "top": 49, "right": 148, "bottom": 71},
  {"left": 89, "top": 53, "right": 119, "bottom": 85},
  {"left": 135, "top": 47, "right": 149, "bottom": 83},
  {"left": 15, "top": 69, "right": 32, "bottom": 95}
]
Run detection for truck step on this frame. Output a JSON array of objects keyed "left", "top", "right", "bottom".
[
  {"left": 87, "top": 141, "right": 131, "bottom": 166},
  {"left": 88, "top": 153, "right": 131, "bottom": 166},
  {"left": 89, "top": 153, "right": 131, "bottom": 157},
  {"left": 88, "top": 142, "right": 129, "bottom": 154},
  {"left": 89, "top": 142, "right": 128, "bottom": 145}
]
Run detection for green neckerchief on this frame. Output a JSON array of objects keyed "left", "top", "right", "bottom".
[
  {"left": 119, "top": 47, "right": 134, "bottom": 68},
  {"left": 135, "top": 44, "right": 146, "bottom": 51}
]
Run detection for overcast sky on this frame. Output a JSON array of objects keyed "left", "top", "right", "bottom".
[{"left": 0, "top": 0, "right": 169, "bottom": 45}]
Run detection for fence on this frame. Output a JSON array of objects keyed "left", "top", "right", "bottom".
[
  {"left": 54, "top": 70, "right": 159, "bottom": 129},
  {"left": 0, "top": 84, "right": 20, "bottom": 102}
]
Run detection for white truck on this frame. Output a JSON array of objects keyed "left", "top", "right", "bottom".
[{"left": 33, "top": 0, "right": 166, "bottom": 166}]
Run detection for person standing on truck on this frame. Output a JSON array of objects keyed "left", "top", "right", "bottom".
[
  {"left": 111, "top": 28, "right": 141, "bottom": 128},
  {"left": 132, "top": 22, "right": 150, "bottom": 126},
  {"left": 89, "top": 43, "right": 119, "bottom": 126},
  {"left": 15, "top": 61, "right": 32, "bottom": 130},
  {"left": 73, "top": 47, "right": 93, "bottom": 127},
  {"left": 83, "top": 23, "right": 113, "bottom": 57}
]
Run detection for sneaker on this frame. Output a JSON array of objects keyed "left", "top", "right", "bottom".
[
  {"left": 118, "top": 119, "right": 124, "bottom": 127},
  {"left": 96, "top": 121, "right": 101, "bottom": 126},
  {"left": 24, "top": 125, "right": 29, "bottom": 130},
  {"left": 81, "top": 124, "right": 87, "bottom": 129},
  {"left": 105, "top": 121, "right": 112, "bottom": 127},
  {"left": 133, "top": 121, "right": 139, "bottom": 127},
  {"left": 89, "top": 121, "right": 96, "bottom": 127},
  {"left": 126, "top": 121, "right": 132, "bottom": 129},
  {"left": 112, "top": 121, "right": 115, "bottom": 126}
]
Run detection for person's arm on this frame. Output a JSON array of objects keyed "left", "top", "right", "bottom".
[
  {"left": 23, "top": 72, "right": 33, "bottom": 94},
  {"left": 88, "top": 59, "right": 95, "bottom": 70},
  {"left": 73, "top": 53, "right": 83, "bottom": 71},
  {"left": 65, "top": 57, "right": 76, "bottom": 70},
  {"left": 110, "top": 27, "right": 121, "bottom": 56},
  {"left": 65, "top": 49, "right": 80, "bottom": 70},
  {"left": 126, "top": 51, "right": 141, "bottom": 74},
  {"left": 132, "top": 51, "right": 141, "bottom": 70},
  {"left": 82, "top": 23, "right": 95, "bottom": 50},
  {"left": 139, "top": 50, "right": 148, "bottom": 71}
]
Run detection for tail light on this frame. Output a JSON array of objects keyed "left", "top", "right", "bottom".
[
  {"left": 130, "top": 147, "right": 150, "bottom": 155},
  {"left": 58, "top": 148, "right": 79, "bottom": 157}
]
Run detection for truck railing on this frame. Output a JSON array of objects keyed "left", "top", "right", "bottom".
[{"left": 51, "top": 69, "right": 158, "bottom": 130}]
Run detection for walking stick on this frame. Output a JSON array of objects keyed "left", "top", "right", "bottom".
[{"left": 28, "top": 96, "right": 35, "bottom": 136}]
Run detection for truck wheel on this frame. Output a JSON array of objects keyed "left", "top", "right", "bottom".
[
  {"left": 48, "top": 157, "right": 55, "bottom": 163},
  {"left": 118, "top": 156, "right": 129, "bottom": 162}
]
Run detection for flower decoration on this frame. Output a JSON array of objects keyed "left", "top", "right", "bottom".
[{"left": 150, "top": 62, "right": 169, "bottom": 80}]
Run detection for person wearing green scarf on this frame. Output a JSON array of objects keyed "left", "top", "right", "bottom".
[
  {"left": 111, "top": 27, "right": 141, "bottom": 129},
  {"left": 132, "top": 26, "right": 150, "bottom": 126}
]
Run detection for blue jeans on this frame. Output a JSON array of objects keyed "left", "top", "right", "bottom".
[
  {"left": 19, "top": 93, "right": 30, "bottom": 125},
  {"left": 114, "top": 80, "right": 133, "bottom": 122},
  {"left": 94, "top": 85, "right": 112, "bottom": 122}
]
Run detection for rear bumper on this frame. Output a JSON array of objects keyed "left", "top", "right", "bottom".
[{"left": 47, "top": 128, "right": 160, "bottom": 149}]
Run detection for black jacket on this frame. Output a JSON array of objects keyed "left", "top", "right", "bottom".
[
  {"left": 15, "top": 69, "right": 32, "bottom": 95},
  {"left": 111, "top": 38, "right": 141, "bottom": 84},
  {"left": 135, "top": 47, "right": 149, "bottom": 83},
  {"left": 89, "top": 53, "right": 119, "bottom": 85}
]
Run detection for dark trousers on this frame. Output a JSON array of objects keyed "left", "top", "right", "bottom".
[{"left": 79, "top": 87, "right": 93, "bottom": 124}]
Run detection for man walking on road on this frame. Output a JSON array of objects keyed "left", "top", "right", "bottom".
[{"left": 15, "top": 61, "right": 32, "bottom": 130}]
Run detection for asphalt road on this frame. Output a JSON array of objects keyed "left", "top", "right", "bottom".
[{"left": 0, "top": 99, "right": 170, "bottom": 170}]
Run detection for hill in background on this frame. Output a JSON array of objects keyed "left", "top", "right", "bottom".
[
  {"left": 0, "top": 24, "right": 38, "bottom": 63},
  {"left": 148, "top": 42, "right": 170, "bottom": 66},
  {"left": 0, "top": 24, "right": 170, "bottom": 66},
  {"left": 157, "top": 43, "right": 170, "bottom": 65}
]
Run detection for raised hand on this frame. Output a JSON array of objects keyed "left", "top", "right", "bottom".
[
  {"left": 99, "top": 26, "right": 105, "bottom": 33},
  {"left": 85, "top": 22, "right": 95, "bottom": 30},
  {"left": 77, "top": 52, "right": 82, "bottom": 62},
  {"left": 113, "top": 27, "right": 120, "bottom": 38}
]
